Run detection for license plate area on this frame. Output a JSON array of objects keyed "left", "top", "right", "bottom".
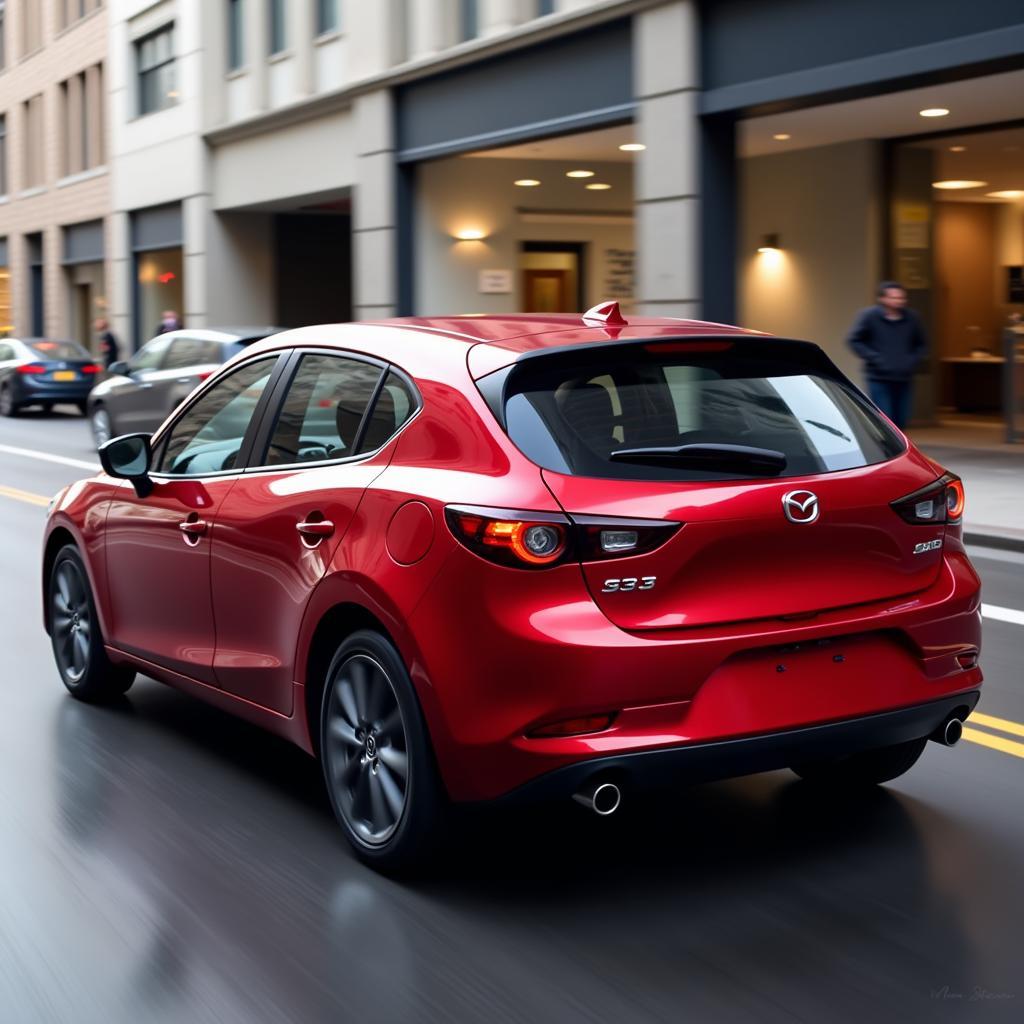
[{"left": 53, "top": 370, "right": 77, "bottom": 381}]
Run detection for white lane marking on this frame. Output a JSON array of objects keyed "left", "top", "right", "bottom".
[
  {"left": 0, "top": 443, "right": 99, "bottom": 472},
  {"left": 982, "top": 603, "right": 1024, "bottom": 627}
]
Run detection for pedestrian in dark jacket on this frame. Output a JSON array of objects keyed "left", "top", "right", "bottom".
[
  {"left": 94, "top": 318, "right": 120, "bottom": 369},
  {"left": 846, "top": 281, "right": 928, "bottom": 429}
]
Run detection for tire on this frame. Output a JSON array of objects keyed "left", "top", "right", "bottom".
[
  {"left": 48, "top": 545, "right": 135, "bottom": 702},
  {"left": 320, "top": 629, "right": 446, "bottom": 872},
  {"left": 0, "top": 384, "right": 19, "bottom": 417},
  {"left": 791, "top": 737, "right": 927, "bottom": 786},
  {"left": 91, "top": 405, "right": 113, "bottom": 447}
]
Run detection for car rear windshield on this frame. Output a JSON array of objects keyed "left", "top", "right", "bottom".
[
  {"left": 28, "top": 340, "right": 90, "bottom": 361},
  {"left": 488, "top": 339, "right": 905, "bottom": 481}
]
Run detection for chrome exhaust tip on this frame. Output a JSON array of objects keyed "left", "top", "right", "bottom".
[
  {"left": 931, "top": 716, "right": 963, "bottom": 747},
  {"left": 572, "top": 780, "right": 621, "bottom": 816}
]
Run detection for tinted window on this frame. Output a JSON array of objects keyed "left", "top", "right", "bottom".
[
  {"left": 27, "top": 340, "right": 89, "bottom": 360},
  {"left": 357, "top": 372, "right": 417, "bottom": 454},
  {"left": 158, "top": 357, "right": 277, "bottom": 475},
  {"left": 497, "top": 341, "right": 905, "bottom": 481},
  {"left": 128, "top": 336, "right": 172, "bottom": 372},
  {"left": 162, "top": 337, "right": 223, "bottom": 371},
  {"left": 0, "top": 343, "right": 15, "bottom": 361},
  {"left": 262, "top": 354, "right": 383, "bottom": 466}
]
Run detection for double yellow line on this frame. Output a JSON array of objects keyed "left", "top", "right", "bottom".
[{"left": 963, "top": 712, "right": 1024, "bottom": 760}]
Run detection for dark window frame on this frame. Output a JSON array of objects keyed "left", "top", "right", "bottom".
[
  {"left": 315, "top": 0, "right": 339, "bottom": 36},
  {"left": 268, "top": 0, "right": 287, "bottom": 55},
  {"left": 136, "top": 23, "right": 177, "bottom": 117},
  {"left": 227, "top": 0, "right": 244, "bottom": 70}
]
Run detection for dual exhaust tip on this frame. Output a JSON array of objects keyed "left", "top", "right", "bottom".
[{"left": 573, "top": 714, "right": 965, "bottom": 812}]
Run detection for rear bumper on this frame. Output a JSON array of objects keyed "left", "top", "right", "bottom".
[
  {"left": 16, "top": 378, "right": 93, "bottom": 404},
  {"left": 499, "top": 691, "right": 981, "bottom": 804}
]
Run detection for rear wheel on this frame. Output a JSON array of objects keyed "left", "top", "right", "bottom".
[
  {"left": 791, "top": 737, "right": 927, "bottom": 786},
  {"left": 320, "top": 630, "right": 445, "bottom": 872},
  {"left": 91, "top": 405, "right": 113, "bottom": 447},
  {"left": 0, "top": 384, "right": 19, "bottom": 417},
  {"left": 48, "top": 545, "right": 135, "bottom": 702}
]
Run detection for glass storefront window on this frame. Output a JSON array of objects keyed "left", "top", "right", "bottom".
[
  {"left": 0, "top": 267, "right": 11, "bottom": 335},
  {"left": 136, "top": 247, "right": 184, "bottom": 345}
]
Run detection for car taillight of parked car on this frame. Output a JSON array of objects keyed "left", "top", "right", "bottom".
[
  {"left": 82, "top": 364, "right": 102, "bottom": 375},
  {"left": 16, "top": 363, "right": 47, "bottom": 375},
  {"left": 445, "top": 505, "right": 681, "bottom": 569},
  {"left": 891, "top": 473, "right": 965, "bottom": 525}
]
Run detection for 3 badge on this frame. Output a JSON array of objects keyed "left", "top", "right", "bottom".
[{"left": 605, "top": 489, "right": 941, "bottom": 595}]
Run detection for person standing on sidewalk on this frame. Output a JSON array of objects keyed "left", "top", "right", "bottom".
[
  {"left": 846, "top": 281, "right": 929, "bottom": 429},
  {"left": 94, "top": 318, "right": 120, "bottom": 370}
]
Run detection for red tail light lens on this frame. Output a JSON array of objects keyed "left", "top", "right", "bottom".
[
  {"left": 82, "top": 364, "right": 102, "bottom": 375},
  {"left": 445, "top": 506, "right": 681, "bottom": 569},
  {"left": 17, "top": 363, "right": 47, "bottom": 375},
  {"left": 196, "top": 371, "right": 215, "bottom": 382},
  {"left": 891, "top": 473, "right": 964, "bottom": 525}
]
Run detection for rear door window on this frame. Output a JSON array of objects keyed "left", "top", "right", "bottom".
[
  {"left": 162, "top": 337, "right": 223, "bottom": 371},
  {"left": 495, "top": 339, "right": 905, "bottom": 481}
]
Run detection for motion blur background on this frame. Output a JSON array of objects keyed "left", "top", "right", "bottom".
[{"left": 1, "top": 0, "right": 1023, "bottom": 430}]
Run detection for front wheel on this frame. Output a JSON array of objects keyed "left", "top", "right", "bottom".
[
  {"left": 90, "top": 406, "right": 113, "bottom": 447},
  {"left": 320, "top": 630, "right": 445, "bottom": 872},
  {"left": 48, "top": 545, "right": 135, "bottom": 702},
  {"left": 791, "top": 737, "right": 927, "bottom": 786}
]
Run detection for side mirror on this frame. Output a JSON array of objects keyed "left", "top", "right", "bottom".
[
  {"left": 108, "top": 360, "right": 130, "bottom": 376},
  {"left": 99, "top": 433, "right": 154, "bottom": 498}
]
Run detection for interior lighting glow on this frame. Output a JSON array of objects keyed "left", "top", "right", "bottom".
[
  {"left": 919, "top": 107, "right": 950, "bottom": 117},
  {"left": 585, "top": 183, "right": 612, "bottom": 190},
  {"left": 453, "top": 228, "right": 487, "bottom": 240},
  {"left": 985, "top": 190, "right": 1024, "bottom": 200},
  {"left": 772, "top": 133, "right": 791, "bottom": 141},
  {"left": 932, "top": 180, "right": 988, "bottom": 190},
  {"left": 514, "top": 179, "right": 541, "bottom": 187},
  {"left": 566, "top": 169, "right": 595, "bottom": 178},
  {"left": 949, "top": 145, "right": 967, "bottom": 152},
  {"left": 618, "top": 143, "right": 646, "bottom": 152}
]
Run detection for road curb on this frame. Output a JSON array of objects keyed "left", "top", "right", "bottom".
[{"left": 964, "top": 531, "right": 1024, "bottom": 555}]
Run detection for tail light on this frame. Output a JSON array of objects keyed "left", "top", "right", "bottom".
[
  {"left": 528, "top": 713, "right": 617, "bottom": 738},
  {"left": 445, "top": 505, "right": 681, "bottom": 570},
  {"left": 891, "top": 473, "right": 964, "bottom": 525},
  {"left": 17, "top": 363, "right": 47, "bottom": 375},
  {"left": 82, "top": 364, "right": 102, "bottom": 375},
  {"left": 196, "top": 371, "right": 215, "bottom": 382}
]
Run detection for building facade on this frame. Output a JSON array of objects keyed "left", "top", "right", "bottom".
[
  {"left": 3, "top": 0, "right": 1024, "bottom": 432},
  {"left": 0, "top": 0, "right": 110, "bottom": 349}
]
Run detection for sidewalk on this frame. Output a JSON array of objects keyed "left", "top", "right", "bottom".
[{"left": 910, "top": 423, "right": 1024, "bottom": 550}]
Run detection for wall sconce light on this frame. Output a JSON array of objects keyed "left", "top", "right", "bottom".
[
  {"left": 453, "top": 228, "right": 487, "bottom": 241},
  {"left": 757, "top": 233, "right": 781, "bottom": 253}
]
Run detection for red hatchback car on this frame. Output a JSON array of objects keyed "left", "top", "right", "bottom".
[{"left": 43, "top": 305, "right": 982, "bottom": 868}]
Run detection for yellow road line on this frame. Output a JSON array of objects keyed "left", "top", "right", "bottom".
[
  {"left": 969, "top": 711, "right": 1024, "bottom": 740},
  {"left": 962, "top": 726, "right": 1024, "bottom": 760},
  {"left": 0, "top": 484, "right": 50, "bottom": 508}
]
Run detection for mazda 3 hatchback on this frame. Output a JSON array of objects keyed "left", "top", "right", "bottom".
[{"left": 43, "top": 305, "right": 983, "bottom": 869}]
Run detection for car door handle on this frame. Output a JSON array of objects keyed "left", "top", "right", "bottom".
[
  {"left": 296, "top": 518, "right": 335, "bottom": 542},
  {"left": 179, "top": 517, "right": 208, "bottom": 543}
]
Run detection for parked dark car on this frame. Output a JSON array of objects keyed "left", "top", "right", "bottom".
[
  {"left": 0, "top": 338, "right": 102, "bottom": 417},
  {"left": 86, "top": 327, "right": 282, "bottom": 446}
]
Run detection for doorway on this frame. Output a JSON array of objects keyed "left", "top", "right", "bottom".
[{"left": 520, "top": 242, "right": 585, "bottom": 313}]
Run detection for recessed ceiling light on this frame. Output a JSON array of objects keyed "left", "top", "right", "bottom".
[
  {"left": 932, "top": 180, "right": 988, "bottom": 190},
  {"left": 920, "top": 107, "right": 950, "bottom": 118},
  {"left": 566, "top": 170, "right": 595, "bottom": 178},
  {"left": 618, "top": 143, "right": 645, "bottom": 152},
  {"left": 514, "top": 179, "right": 541, "bottom": 187},
  {"left": 949, "top": 145, "right": 967, "bottom": 152},
  {"left": 772, "top": 133, "right": 791, "bottom": 141},
  {"left": 585, "top": 183, "right": 612, "bottom": 190},
  {"left": 986, "top": 190, "right": 1024, "bottom": 200}
]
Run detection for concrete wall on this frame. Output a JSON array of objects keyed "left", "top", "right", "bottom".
[
  {"left": 739, "top": 139, "right": 883, "bottom": 383},
  {"left": 414, "top": 155, "right": 634, "bottom": 315}
]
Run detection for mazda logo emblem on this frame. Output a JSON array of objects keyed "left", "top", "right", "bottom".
[{"left": 782, "top": 490, "right": 819, "bottom": 524}]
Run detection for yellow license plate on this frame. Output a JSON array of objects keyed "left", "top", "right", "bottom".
[{"left": 53, "top": 371, "right": 76, "bottom": 381}]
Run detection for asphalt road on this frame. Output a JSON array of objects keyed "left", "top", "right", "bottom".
[{"left": 2, "top": 408, "right": 1022, "bottom": 1024}]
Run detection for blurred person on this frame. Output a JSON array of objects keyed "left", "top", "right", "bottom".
[
  {"left": 155, "top": 310, "right": 182, "bottom": 336},
  {"left": 94, "top": 318, "right": 120, "bottom": 370},
  {"left": 846, "top": 281, "right": 928, "bottom": 429}
]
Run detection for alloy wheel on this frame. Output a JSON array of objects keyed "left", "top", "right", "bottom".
[
  {"left": 91, "top": 408, "right": 112, "bottom": 448},
  {"left": 0, "top": 386, "right": 14, "bottom": 417},
  {"left": 52, "top": 561, "right": 91, "bottom": 683},
  {"left": 324, "top": 654, "right": 409, "bottom": 846}
]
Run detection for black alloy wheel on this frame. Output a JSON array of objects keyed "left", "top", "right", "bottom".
[
  {"left": 91, "top": 406, "right": 113, "bottom": 447},
  {"left": 320, "top": 630, "right": 444, "bottom": 871},
  {"left": 48, "top": 545, "right": 135, "bottom": 702},
  {"left": 0, "top": 384, "right": 18, "bottom": 417}
]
